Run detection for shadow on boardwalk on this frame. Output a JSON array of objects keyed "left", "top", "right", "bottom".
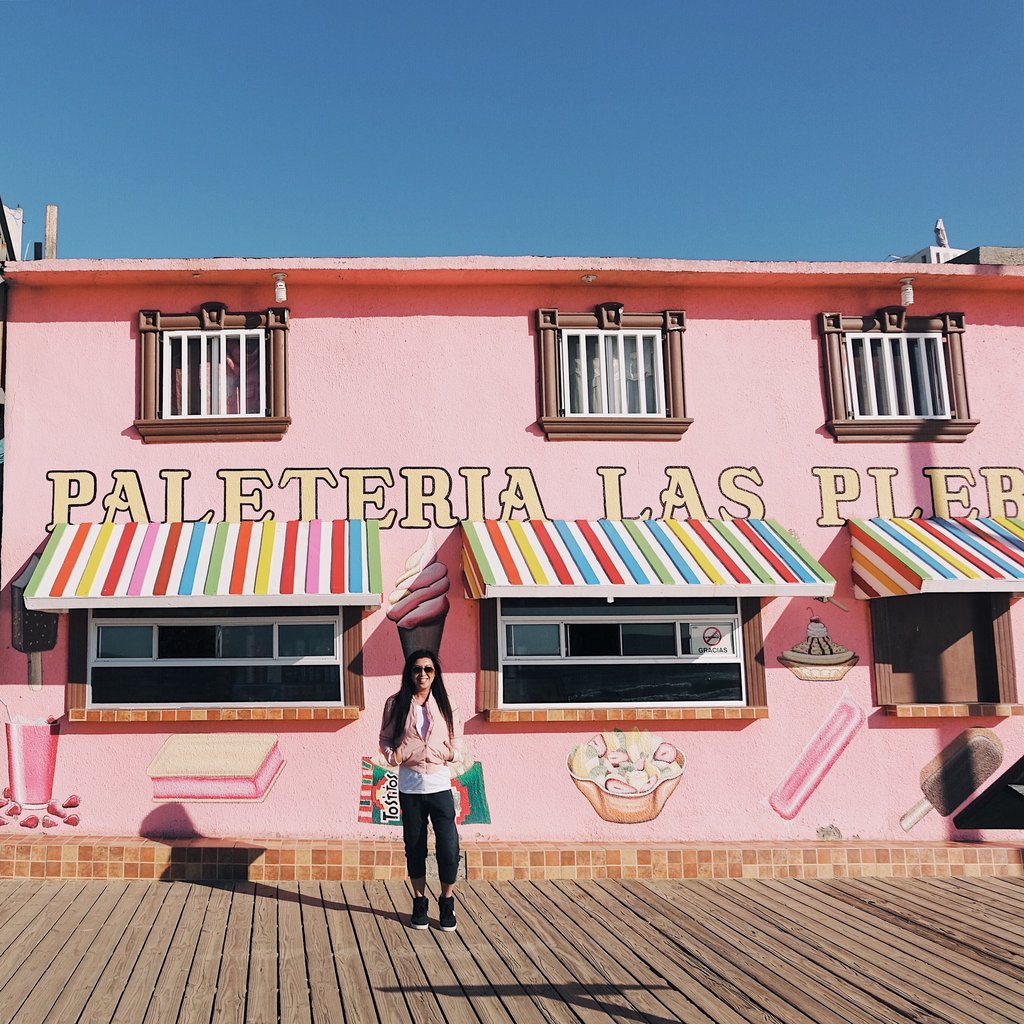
[{"left": 0, "top": 875, "right": 1021, "bottom": 1023}]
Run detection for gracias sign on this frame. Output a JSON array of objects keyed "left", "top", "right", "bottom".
[{"left": 44, "top": 465, "right": 1024, "bottom": 532}]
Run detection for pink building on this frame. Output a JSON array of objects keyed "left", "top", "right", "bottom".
[{"left": 2, "top": 254, "right": 1023, "bottom": 846}]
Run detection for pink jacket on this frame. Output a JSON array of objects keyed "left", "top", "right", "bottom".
[{"left": 378, "top": 692, "right": 462, "bottom": 775}]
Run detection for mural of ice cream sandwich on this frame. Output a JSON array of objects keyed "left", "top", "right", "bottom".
[
  {"left": 778, "top": 616, "right": 858, "bottom": 682},
  {"left": 900, "top": 728, "right": 1004, "bottom": 831},
  {"left": 146, "top": 734, "right": 284, "bottom": 802},
  {"left": 387, "top": 533, "right": 451, "bottom": 658}
]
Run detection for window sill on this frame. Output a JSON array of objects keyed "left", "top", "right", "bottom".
[
  {"left": 68, "top": 705, "right": 360, "bottom": 723},
  {"left": 134, "top": 416, "right": 291, "bottom": 444},
  {"left": 882, "top": 703, "right": 1024, "bottom": 718},
  {"left": 539, "top": 416, "right": 693, "bottom": 441},
  {"left": 827, "top": 418, "right": 979, "bottom": 443},
  {"left": 485, "top": 706, "right": 767, "bottom": 723}
]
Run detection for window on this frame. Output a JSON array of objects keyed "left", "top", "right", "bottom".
[
  {"left": 870, "top": 593, "right": 1017, "bottom": 709},
  {"left": 536, "top": 303, "right": 691, "bottom": 440},
  {"left": 478, "top": 596, "right": 768, "bottom": 718},
  {"left": 136, "top": 302, "right": 290, "bottom": 443},
  {"left": 819, "top": 307, "right": 977, "bottom": 442},
  {"left": 86, "top": 606, "right": 347, "bottom": 707}
]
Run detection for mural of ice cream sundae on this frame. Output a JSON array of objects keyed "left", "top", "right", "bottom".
[
  {"left": 568, "top": 729, "right": 685, "bottom": 824},
  {"left": 778, "top": 616, "right": 858, "bottom": 681},
  {"left": 387, "top": 534, "right": 451, "bottom": 658}
]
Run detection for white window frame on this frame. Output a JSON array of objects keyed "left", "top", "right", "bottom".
[
  {"left": 841, "top": 332, "right": 951, "bottom": 420},
  {"left": 497, "top": 598, "right": 746, "bottom": 709},
  {"left": 161, "top": 328, "right": 269, "bottom": 419},
  {"left": 87, "top": 611, "right": 344, "bottom": 709},
  {"left": 557, "top": 330, "right": 667, "bottom": 417}
]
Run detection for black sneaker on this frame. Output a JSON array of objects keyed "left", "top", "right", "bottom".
[
  {"left": 410, "top": 896, "right": 429, "bottom": 929},
  {"left": 438, "top": 895, "right": 457, "bottom": 932}
]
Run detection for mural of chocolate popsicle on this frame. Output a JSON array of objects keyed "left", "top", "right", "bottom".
[
  {"left": 900, "top": 728, "right": 1004, "bottom": 831},
  {"left": 387, "top": 534, "right": 451, "bottom": 658}
]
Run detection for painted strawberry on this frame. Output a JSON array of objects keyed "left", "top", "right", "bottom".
[
  {"left": 64, "top": 814, "right": 80, "bottom": 827},
  {"left": 46, "top": 802, "right": 67, "bottom": 820},
  {"left": 0, "top": 819, "right": 8, "bottom": 826},
  {"left": 42, "top": 817, "right": 59, "bottom": 829},
  {"left": 653, "top": 742, "right": 678, "bottom": 765},
  {"left": 7, "top": 803, "right": 22, "bottom": 817},
  {"left": 62, "top": 795, "right": 80, "bottom": 809},
  {"left": 2, "top": 787, "right": 9, "bottom": 799},
  {"left": 20, "top": 816, "right": 39, "bottom": 829},
  {"left": 604, "top": 777, "right": 638, "bottom": 795},
  {"left": 0, "top": 799, "right": 7, "bottom": 811}
]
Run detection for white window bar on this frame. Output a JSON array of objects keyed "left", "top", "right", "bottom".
[
  {"left": 559, "top": 331, "right": 666, "bottom": 417},
  {"left": 843, "top": 333, "right": 949, "bottom": 420},
  {"left": 162, "top": 330, "right": 268, "bottom": 418}
]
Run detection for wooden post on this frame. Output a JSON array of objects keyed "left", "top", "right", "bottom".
[{"left": 44, "top": 204, "right": 58, "bottom": 259}]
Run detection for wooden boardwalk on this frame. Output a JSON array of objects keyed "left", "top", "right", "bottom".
[{"left": 0, "top": 876, "right": 1021, "bottom": 1023}]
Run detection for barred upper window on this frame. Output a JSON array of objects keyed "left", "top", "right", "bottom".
[
  {"left": 135, "top": 302, "right": 290, "bottom": 443},
  {"left": 818, "top": 306, "right": 978, "bottom": 443},
  {"left": 536, "top": 303, "right": 691, "bottom": 441}
]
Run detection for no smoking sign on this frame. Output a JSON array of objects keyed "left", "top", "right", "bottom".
[{"left": 702, "top": 626, "right": 723, "bottom": 647}]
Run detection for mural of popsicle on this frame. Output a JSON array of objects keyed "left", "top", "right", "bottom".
[
  {"left": 768, "top": 691, "right": 866, "bottom": 820},
  {"left": 900, "top": 729, "right": 1004, "bottom": 831}
]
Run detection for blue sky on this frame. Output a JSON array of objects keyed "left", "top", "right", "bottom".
[{"left": 3, "top": 1, "right": 1023, "bottom": 261}]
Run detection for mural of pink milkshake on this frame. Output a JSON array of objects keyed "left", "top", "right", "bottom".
[
  {"left": 6, "top": 718, "right": 60, "bottom": 810},
  {"left": 387, "top": 533, "right": 451, "bottom": 658}
]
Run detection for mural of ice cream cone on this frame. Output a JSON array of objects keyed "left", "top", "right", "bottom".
[{"left": 387, "top": 533, "right": 451, "bottom": 658}]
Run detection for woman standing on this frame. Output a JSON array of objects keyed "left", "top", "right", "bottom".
[{"left": 379, "top": 649, "right": 462, "bottom": 931}]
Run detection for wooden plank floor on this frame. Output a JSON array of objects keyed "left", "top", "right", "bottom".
[{"left": 0, "top": 876, "right": 1020, "bottom": 1023}]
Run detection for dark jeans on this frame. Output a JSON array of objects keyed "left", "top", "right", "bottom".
[{"left": 399, "top": 789, "right": 460, "bottom": 885}]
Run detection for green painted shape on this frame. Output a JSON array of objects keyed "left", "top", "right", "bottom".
[
  {"left": 622, "top": 520, "right": 674, "bottom": 584},
  {"left": 853, "top": 519, "right": 933, "bottom": 581},
  {"left": 460, "top": 522, "right": 497, "bottom": 587},
  {"left": 709, "top": 520, "right": 772, "bottom": 584},
  {"left": 24, "top": 524, "right": 66, "bottom": 599},
  {"left": 365, "top": 519, "right": 383, "bottom": 596},
  {"left": 204, "top": 522, "right": 230, "bottom": 594},
  {"left": 766, "top": 519, "right": 835, "bottom": 585}
]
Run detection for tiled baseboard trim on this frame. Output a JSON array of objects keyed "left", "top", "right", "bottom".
[{"left": 0, "top": 838, "right": 1021, "bottom": 882}]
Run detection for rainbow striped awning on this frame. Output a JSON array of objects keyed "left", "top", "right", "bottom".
[
  {"left": 23, "top": 520, "right": 383, "bottom": 610},
  {"left": 461, "top": 519, "right": 835, "bottom": 598},
  {"left": 849, "top": 517, "right": 1024, "bottom": 599}
]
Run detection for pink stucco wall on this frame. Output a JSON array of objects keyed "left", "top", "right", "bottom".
[{"left": 3, "top": 257, "right": 1024, "bottom": 843}]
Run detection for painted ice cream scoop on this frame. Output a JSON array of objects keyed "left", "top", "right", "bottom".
[
  {"left": 387, "top": 534, "right": 451, "bottom": 658},
  {"left": 900, "top": 728, "right": 1004, "bottom": 831},
  {"left": 778, "top": 616, "right": 858, "bottom": 681}
]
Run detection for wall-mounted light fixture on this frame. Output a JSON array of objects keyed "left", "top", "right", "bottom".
[
  {"left": 580, "top": 274, "right": 598, "bottom": 284},
  {"left": 900, "top": 277, "right": 914, "bottom": 306},
  {"left": 273, "top": 273, "right": 288, "bottom": 303}
]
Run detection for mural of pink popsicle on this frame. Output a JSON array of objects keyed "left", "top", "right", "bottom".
[
  {"left": 768, "top": 691, "right": 866, "bottom": 820},
  {"left": 387, "top": 533, "right": 451, "bottom": 658}
]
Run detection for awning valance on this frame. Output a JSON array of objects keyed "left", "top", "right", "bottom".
[
  {"left": 849, "top": 517, "right": 1024, "bottom": 598},
  {"left": 461, "top": 519, "right": 834, "bottom": 599},
  {"left": 24, "top": 520, "right": 382, "bottom": 610}
]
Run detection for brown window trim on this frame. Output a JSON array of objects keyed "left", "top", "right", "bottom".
[
  {"left": 870, "top": 593, "right": 1017, "bottom": 708},
  {"left": 536, "top": 303, "right": 692, "bottom": 441},
  {"left": 65, "top": 606, "right": 365, "bottom": 720},
  {"left": 818, "top": 307, "right": 978, "bottom": 443},
  {"left": 476, "top": 595, "right": 767, "bottom": 722},
  {"left": 135, "top": 302, "right": 290, "bottom": 444}
]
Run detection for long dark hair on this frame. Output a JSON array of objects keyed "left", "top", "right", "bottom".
[{"left": 387, "top": 649, "right": 454, "bottom": 746}]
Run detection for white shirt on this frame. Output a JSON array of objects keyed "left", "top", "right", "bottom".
[{"left": 398, "top": 702, "right": 453, "bottom": 795}]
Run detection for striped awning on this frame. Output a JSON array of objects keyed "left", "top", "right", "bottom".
[
  {"left": 24, "top": 520, "right": 382, "bottom": 610},
  {"left": 461, "top": 519, "right": 835, "bottom": 598},
  {"left": 849, "top": 517, "right": 1024, "bottom": 598}
]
